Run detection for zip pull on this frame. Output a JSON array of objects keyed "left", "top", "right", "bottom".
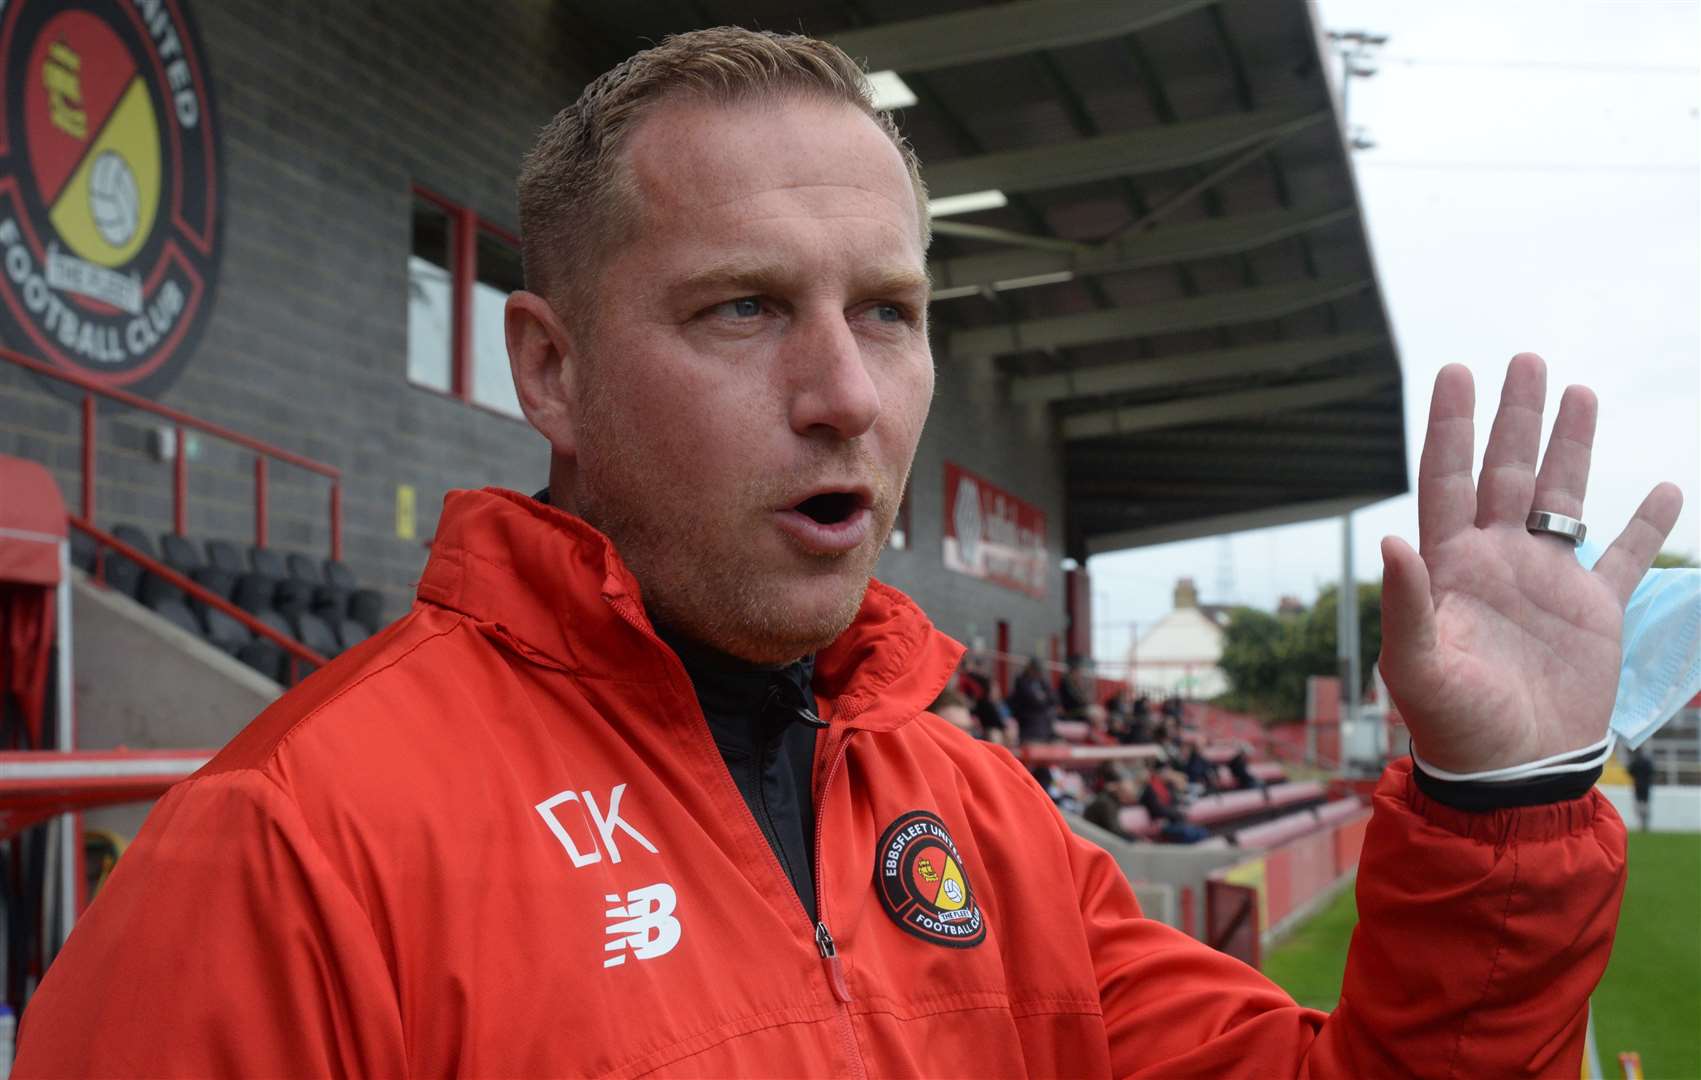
[
  {"left": 815, "top": 921, "right": 853, "bottom": 1003},
  {"left": 765, "top": 681, "right": 829, "bottom": 729}
]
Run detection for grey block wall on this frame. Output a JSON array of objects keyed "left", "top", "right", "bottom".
[{"left": 0, "top": 0, "right": 1068, "bottom": 650}]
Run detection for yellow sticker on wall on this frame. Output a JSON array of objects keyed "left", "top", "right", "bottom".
[{"left": 396, "top": 484, "right": 417, "bottom": 540}]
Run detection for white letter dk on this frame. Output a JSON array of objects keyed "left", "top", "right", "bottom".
[{"left": 535, "top": 783, "right": 659, "bottom": 867}]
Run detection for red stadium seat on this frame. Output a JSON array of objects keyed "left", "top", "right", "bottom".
[{"left": 1115, "top": 805, "right": 1159, "bottom": 839}]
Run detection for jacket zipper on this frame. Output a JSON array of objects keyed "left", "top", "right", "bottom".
[
  {"left": 604, "top": 596, "right": 867, "bottom": 1075},
  {"left": 811, "top": 728, "right": 866, "bottom": 1078},
  {"left": 811, "top": 730, "right": 855, "bottom": 1003}
]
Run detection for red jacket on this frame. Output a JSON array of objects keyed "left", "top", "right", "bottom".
[{"left": 17, "top": 489, "right": 1625, "bottom": 1078}]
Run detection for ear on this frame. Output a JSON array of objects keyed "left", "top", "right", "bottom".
[{"left": 506, "top": 290, "right": 581, "bottom": 456}]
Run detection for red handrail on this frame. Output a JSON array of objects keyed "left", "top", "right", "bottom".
[
  {"left": 72, "top": 517, "right": 329, "bottom": 685},
  {"left": 1, "top": 345, "right": 343, "bottom": 559}
]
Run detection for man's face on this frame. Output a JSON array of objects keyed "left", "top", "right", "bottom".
[{"left": 568, "top": 96, "right": 933, "bottom": 664}]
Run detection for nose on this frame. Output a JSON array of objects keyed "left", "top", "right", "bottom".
[{"left": 786, "top": 310, "right": 882, "bottom": 440}]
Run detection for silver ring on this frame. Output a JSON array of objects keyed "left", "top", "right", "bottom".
[{"left": 1526, "top": 510, "right": 1586, "bottom": 545}]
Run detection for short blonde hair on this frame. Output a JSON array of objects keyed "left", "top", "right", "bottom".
[{"left": 517, "top": 27, "right": 930, "bottom": 314}]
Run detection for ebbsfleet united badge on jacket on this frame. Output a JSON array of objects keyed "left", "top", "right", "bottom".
[{"left": 18, "top": 488, "right": 1627, "bottom": 1078}]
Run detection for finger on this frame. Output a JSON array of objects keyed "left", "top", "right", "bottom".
[
  {"left": 1417, "top": 364, "right": 1477, "bottom": 552},
  {"left": 1377, "top": 535, "right": 1439, "bottom": 689},
  {"left": 1475, "top": 354, "right": 1548, "bottom": 528},
  {"left": 1593, "top": 482, "right": 1685, "bottom": 606},
  {"left": 1529, "top": 384, "right": 1598, "bottom": 520}
]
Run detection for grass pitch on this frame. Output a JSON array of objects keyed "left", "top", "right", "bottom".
[{"left": 1261, "top": 831, "right": 1701, "bottom": 1076}]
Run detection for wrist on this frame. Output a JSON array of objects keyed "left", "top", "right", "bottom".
[{"left": 1411, "top": 758, "right": 1602, "bottom": 811}]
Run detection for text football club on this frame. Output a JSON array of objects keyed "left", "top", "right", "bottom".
[
  {"left": 0, "top": 0, "right": 223, "bottom": 398},
  {"left": 875, "top": 810, "right": 986, "bottom": 948}
]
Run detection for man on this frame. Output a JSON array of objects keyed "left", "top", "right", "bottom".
[
  {"left": 1082, "top": 762, "right": 1142, "bottom": 840},
  {"left": 1008, "top": 656, "right": 1060, "bottom": 743},
  {"left": 1137, "top": 761, "right": 1211, "bottom": 845},
  {"left": 926, "top": 688, "right": 979, "bottom": 738},
  {"left": 1628, "top": 746, "right": 1656, "bottom": 830},
  {"left": 1057, "top": 654, "right": 1095, "bottom": 720},
  {"left": 16, "top": 27, "right": 1685, "bottom": 1079}
]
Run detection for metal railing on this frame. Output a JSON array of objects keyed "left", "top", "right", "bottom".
[{"left": 1, "top": 345, "right": 343, "bottom": 559}]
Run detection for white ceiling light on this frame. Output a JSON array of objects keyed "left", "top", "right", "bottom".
[
  {"left": 926, "top": 189, "right": 1008, "bottom": 218},
  {"left": 865, "top": 69, "right": 917, "bottom": 110}
]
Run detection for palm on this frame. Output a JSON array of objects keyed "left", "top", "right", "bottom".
[{"left": 1379, "top": 356, "right": 1683, "bottom": 774}]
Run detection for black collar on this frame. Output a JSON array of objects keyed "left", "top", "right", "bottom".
[{"left": 655, "top": 626, "right": 823, "bottom": 758}]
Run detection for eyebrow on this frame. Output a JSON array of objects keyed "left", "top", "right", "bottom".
[{"left": 672, "top": 258, "right": 931, "bottom": 300}]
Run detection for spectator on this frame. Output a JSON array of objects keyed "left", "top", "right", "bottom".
[
  {"left": 957, "top": 652, "right": 991, "bottom": 703},
  {"left": 1628, "top": 747, "right": 1655, "bottom": 831},
  {"left": 1228, "top": 747, "right": 1263, "bottom": 792},
  {"left": 1104, "top": 687, "right": 1133, "bottom": 736},
  {"left": 1155, "top": 719, "right": 1186, "bottom": 770},
  {"left": 970, "top": 680, "right": 1015, "bottom": 744},
  {"left": 1162, "top": 693, "right": 1184, "bottom": 724},
  {"left": 1057, "top": 655, "right": 1094, "bottom": 721},
  {"left": 927, "top": 688, "right": 978, "bottom": 737},
  {"left": 1182, "top": 743, "right": 1218, "bottom": 794},
  {"left": 1138, "top": 764, "right": 1210, "bottom": 845},
  {"left": 1031, "top": 765, "right": 1082, "bottom": 816},
  {"left": 1124, "top": 694, "right": 1154, "bottom": 744},
  {"left": 1083, "top": 763, "right": 1142, "bottom": 840},
  {"left": 1009, "top": 658, "right": 1059, "bottom": 744},
  {"left": 1085, "top": 703, "right": 1113, "bottom": 744}
]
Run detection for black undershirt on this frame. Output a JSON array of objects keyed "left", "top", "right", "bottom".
[{"left": 657, "top": 627, "right": 825, "bottom": 920}]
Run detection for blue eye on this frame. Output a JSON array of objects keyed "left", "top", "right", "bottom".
[
  {"left": 872, "top": 304, "right": 905, "bottom": 323},
  {"left": 711, "top": 297, "right": 763, "bottom": 318}
]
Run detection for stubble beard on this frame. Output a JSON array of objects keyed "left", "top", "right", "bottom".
[{"left": 573, "top": 380, "right": 898, "bottom": 665}]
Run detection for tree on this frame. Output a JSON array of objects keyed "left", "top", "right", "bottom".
[
  {"left": 1217, "top": 584, "right": 1382, "bottom": 722},
  {"left": 1652, "top": 550, "right": 1697, "bottom": 569}
]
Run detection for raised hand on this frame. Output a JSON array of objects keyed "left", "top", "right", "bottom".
[{"left": 1378, "top": 354, "right": 1684, "bottom": 775}]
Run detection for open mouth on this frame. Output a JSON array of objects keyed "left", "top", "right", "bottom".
[{"left": 793, "top": 491, "right": 865, "bottom": 527}]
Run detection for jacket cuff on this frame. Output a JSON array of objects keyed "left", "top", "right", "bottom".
[{"left": 1388, "top": 758, "right": 1607, "bottom": 844}]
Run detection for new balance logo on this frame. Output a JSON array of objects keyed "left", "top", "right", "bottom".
[
  {"left": 603, "top": 883, "right": 681, "bottom": 968},
  {"left": 535, "top": 783, "right": 658, "bottom": 868}
]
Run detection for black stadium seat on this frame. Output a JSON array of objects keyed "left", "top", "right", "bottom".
[
  {"left": 189, "top": 566, "right": 237, "bottom": 607},
  {"left": 249, "top": 547, "right": 287, "bottom": 580},
  {"left": 312, "top": 585, "right": 351, "bottom": 621},
  {"left": 205, "top": 539, "right": 245, "bottom": 574},
  {"left": 111, "top": 523, "right": 155, "bottom": 557},
  {"left": 203, "top": 607, "right": 252, "bottom": 655},
  {"left": 150, "top": 598, "right": 202, "bottom": 639},
  {"left": 159, "top": 533, "right": 203, "bottom": 575},
  {"left": 138, "top": 573, "right": 185, "bottom": 608},
  {"left": 291, "top": 611, "right": 340, "bottom": 658},
  {"left": 336, "top": 618, "right": 370, "bottom": 652},
  {"left": 274, "top": 578, "right": 313, "bottom": 617},
  {"left": 237, "top": 639, "right": 286, "bottom": 683},
  {"left": 349, "top": 589, "right": 384, "bottom": 635},
  {"left": 234, "top": 573, "right": 278, "bottom": 615},
  {"left": 323, "top": 559, "right": 357, "bottom": 591},
  {"left": 103, "top": 523, "right": 154, "bottom": 598},
  {"left": 69, "top": 530, "right": 96, "bottom": 573},
  {"left": 286, "top": 553, "right": 322, "bottom": 584}
]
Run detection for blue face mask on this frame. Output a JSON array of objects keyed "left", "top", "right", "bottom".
[{"left": 1576, "top": 541, "right": 1701, "bottom": 749}]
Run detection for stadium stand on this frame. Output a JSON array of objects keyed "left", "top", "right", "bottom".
[{"left": 78, "top": 525, "right": 389, "bottom": 685}]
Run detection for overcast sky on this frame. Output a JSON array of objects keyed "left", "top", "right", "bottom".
[{"left": 1089, "top": 0, "right": 1701, "bottom": 667}]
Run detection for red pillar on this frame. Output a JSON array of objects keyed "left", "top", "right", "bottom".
[{"left": 995, "top": 620, "right": 1011, "bottom": 696}]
